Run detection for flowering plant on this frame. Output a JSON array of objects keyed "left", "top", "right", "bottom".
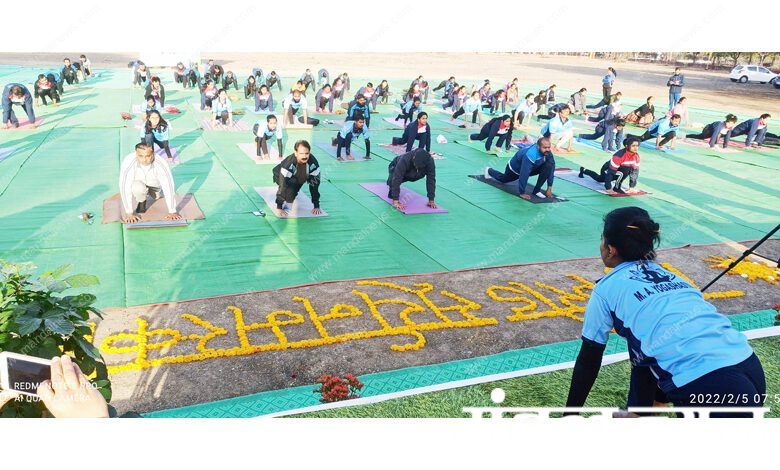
[
  {"left": 314, "top": 374, "right": 364, "bottom": 403},
  {"left": 773, "top": 304, "right": 780, "bottom": 323}
]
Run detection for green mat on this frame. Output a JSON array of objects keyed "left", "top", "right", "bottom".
[{"left": 0, "top": 66, "right": 778, "bottom": 309}]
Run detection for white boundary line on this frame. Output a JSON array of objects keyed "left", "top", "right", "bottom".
[{"left": 261, "top": 325, "right": 780, "bottom": 418}]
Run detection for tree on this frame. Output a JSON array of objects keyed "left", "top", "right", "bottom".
[{"left": 725, "top": 52, "right": 742, "bottom": 67}]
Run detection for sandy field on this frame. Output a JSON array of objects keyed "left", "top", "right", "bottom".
[{"left": 1, "top": 52, "right": 776, "bottom": 120}]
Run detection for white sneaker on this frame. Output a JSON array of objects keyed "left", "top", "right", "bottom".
[
  {"left": 535, "top": 191, "right": 547, "bottom": 199},
  {"left": 484, "top": 167, "right": 492, "bottom": 179}
]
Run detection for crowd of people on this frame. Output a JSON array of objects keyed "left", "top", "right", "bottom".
[
  {"left": 3, "top": 58, "right": 776, "bottom": 218},
  {"left": 1, "top": 58, "right": 775, "bottom": 418}
]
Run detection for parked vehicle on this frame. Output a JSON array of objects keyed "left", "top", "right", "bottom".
[{"left": 729, "top": 64, "right": 778, "bottom": 84}]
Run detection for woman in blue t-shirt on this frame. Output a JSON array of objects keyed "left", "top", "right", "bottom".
[{"left": 566, "top": 206, "right": 765, "bottom": 416}]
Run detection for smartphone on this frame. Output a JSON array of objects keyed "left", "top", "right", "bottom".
[{"left": 0, "top": 351, "right": 51, "bottom": 396}]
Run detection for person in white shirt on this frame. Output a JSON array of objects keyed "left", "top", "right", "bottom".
[
  {"left": 118, "top": 143, "right": 182, "bottom": 223},
  {"left": 282, "top": 89, "right": 308, "bottom": 126},
  {"left": 253, "top": 114, "right": 284, "bottom": 160}
]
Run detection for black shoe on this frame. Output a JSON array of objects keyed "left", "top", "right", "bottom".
[
  {"left": 136, "top": 201, "right": 147, "bottom": 213},
  {"left": 613, "top": 186, "right": 625, "bottom": 194},
  {"left": 458, "top": 124, "right": 466, "bottom": 128},
  {"left": 578, "top": 167, "right": 585, "bottom": 178}
]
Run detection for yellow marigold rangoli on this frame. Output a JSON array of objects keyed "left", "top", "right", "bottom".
[
  {"left": 706, "top": 256, "right": 778, "bottom": 286},
  {"left": 99, "top": 262, "right": 747, "bottom": 375}
]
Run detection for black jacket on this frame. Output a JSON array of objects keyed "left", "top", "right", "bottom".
[{"left": 386, "top": 149, "right": 436, "bottom": 201}]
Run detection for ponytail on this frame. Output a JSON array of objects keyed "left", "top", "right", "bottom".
[{"left": 602, "top": 207, "right": 660, "bottom": 261}]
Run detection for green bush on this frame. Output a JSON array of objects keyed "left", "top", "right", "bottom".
[{"left": 0, "top": 260, "right": 111, "bottom": 417}]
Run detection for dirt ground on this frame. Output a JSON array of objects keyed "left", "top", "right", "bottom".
[
  {"left": 94, "top": 240, "right": 779, "bottom": 414},
  {"left": 1, "top": 52, "right": 776, "bottom": 120}
]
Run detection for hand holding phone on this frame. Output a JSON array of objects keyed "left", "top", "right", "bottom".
[
  {"left": 37, "top": 355, "right": 109, "bottom": 418},
  {"left": 0, "top": 351, "right": 51, "bottom": 396},
  {"left": 0, "top": 353, "right": 108, "bottom": 418}
]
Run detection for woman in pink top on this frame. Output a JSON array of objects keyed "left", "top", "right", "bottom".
[{"left": 666, "top": 96, "right": 690, "bottom": 127}]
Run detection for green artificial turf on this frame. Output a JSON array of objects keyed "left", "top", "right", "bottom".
[{"left": 295, "top": 335, "right": 780, "bottom": 418}]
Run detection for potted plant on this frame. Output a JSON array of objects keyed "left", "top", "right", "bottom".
[{"left": 0, "top": 260, "right": 111, "bottom": 417}]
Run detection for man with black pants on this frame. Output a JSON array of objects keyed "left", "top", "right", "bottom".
[
  {"left": 333, "top": 117, "right": 371, "bottom": 161},
  {"left": 386, "top": 148, "right": 437, "bottom": 210},
  {"left": 61, "top": 58, "right": 79, "bottom": 88}
]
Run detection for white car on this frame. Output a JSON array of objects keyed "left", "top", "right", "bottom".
[{"left": 729, "top": 64, "right": 778, "bottom": 83}]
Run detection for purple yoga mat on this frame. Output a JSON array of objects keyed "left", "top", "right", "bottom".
[{"left": 359, "top": 182, "right": 448, "bottom": 215}]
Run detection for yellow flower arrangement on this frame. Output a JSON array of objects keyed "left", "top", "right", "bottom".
[
  {"left": 706, "top": 256, "right": 778, "bottom": 285},
  {"left": 487, "top": 275, "right": 592, "bottom": 322},
  {"left": 98, "top": 261, "right": 744, "bottom": 375}
]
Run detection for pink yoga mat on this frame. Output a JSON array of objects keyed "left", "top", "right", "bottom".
[
  {"left": 381, "top": 117, "right": 406, "bottom": 128},
  {"left": 4, "top": 117, "right": 43, "bottom": 130},
  {"left": 680, "top": 138, "right": 739, "bottom": 153},
  {"left": 723, "top": 140, "right": 774, "bottom": 150},
  {"left": 133, "top": 104, "right": 179, "bottom": 114},
  {"left": 379, "top": 144, "right": 444, "bottom": 159},
  {"left": 359, "top": 182, "right": 448, "bottom": 215},
  {"left": 314, "top": 142, "right": 370, "bottom": 162},
  {"left": 200, "top": 119, "right": 250, "bottom": 131},
  {"left": 153, "top": 146, "right": 181, "bottom": 165},
  {"left": 555, "top": 170, "right": 649, "bottom": 197}
]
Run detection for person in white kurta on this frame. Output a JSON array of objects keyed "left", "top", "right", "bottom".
[{"left": 118, "top": 143, "right": 182, "bottom": 223}]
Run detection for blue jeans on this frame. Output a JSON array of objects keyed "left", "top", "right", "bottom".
[{"left": 668, "top": 92, "right": 681, "bottom": 111}]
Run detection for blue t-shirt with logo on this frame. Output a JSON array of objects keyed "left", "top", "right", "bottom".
[{"left": 582, "top": 260, "right": 753, "bottom": 391}]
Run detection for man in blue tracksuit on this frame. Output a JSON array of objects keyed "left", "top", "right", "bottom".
[
  {"left": 2, "top": 83, "right": 36, "bottom": 128},
  {"left": 333, "top": 117, "right": 371, "bottom": 160},
  {"left": 667, "top": 67, "right": 685, "bottom": 111},
  {"left": 686, "top": 114, "right": 738, "bottom": 148},
  {"left": 638, "top": 114, "right": 681, "bottom": 149},
  {"left": 346, "top": 95, "right": 371, "bottom": 127},
  {"left": 730, "top": 114, "right": 771, "bottom": 147},
  {"left": 392, "top": 112, "right": 431, "bottom": 152},
  {"left": 485, "top": 137, "right": 556, "bottom": 200},
  {"left": 266, "top": 71, "right": 283, "bottom": 92},
  {"left": 395, "top": 97, "right": 423, "bottom": 126}
]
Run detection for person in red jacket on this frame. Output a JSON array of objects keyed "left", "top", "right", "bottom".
[{"left": 578, "top": 136, "right": 641, "bottom": 194}]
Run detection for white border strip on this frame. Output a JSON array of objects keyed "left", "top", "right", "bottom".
[{"left": 262, "top": 325, "right": 780, "bottom": 418}]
